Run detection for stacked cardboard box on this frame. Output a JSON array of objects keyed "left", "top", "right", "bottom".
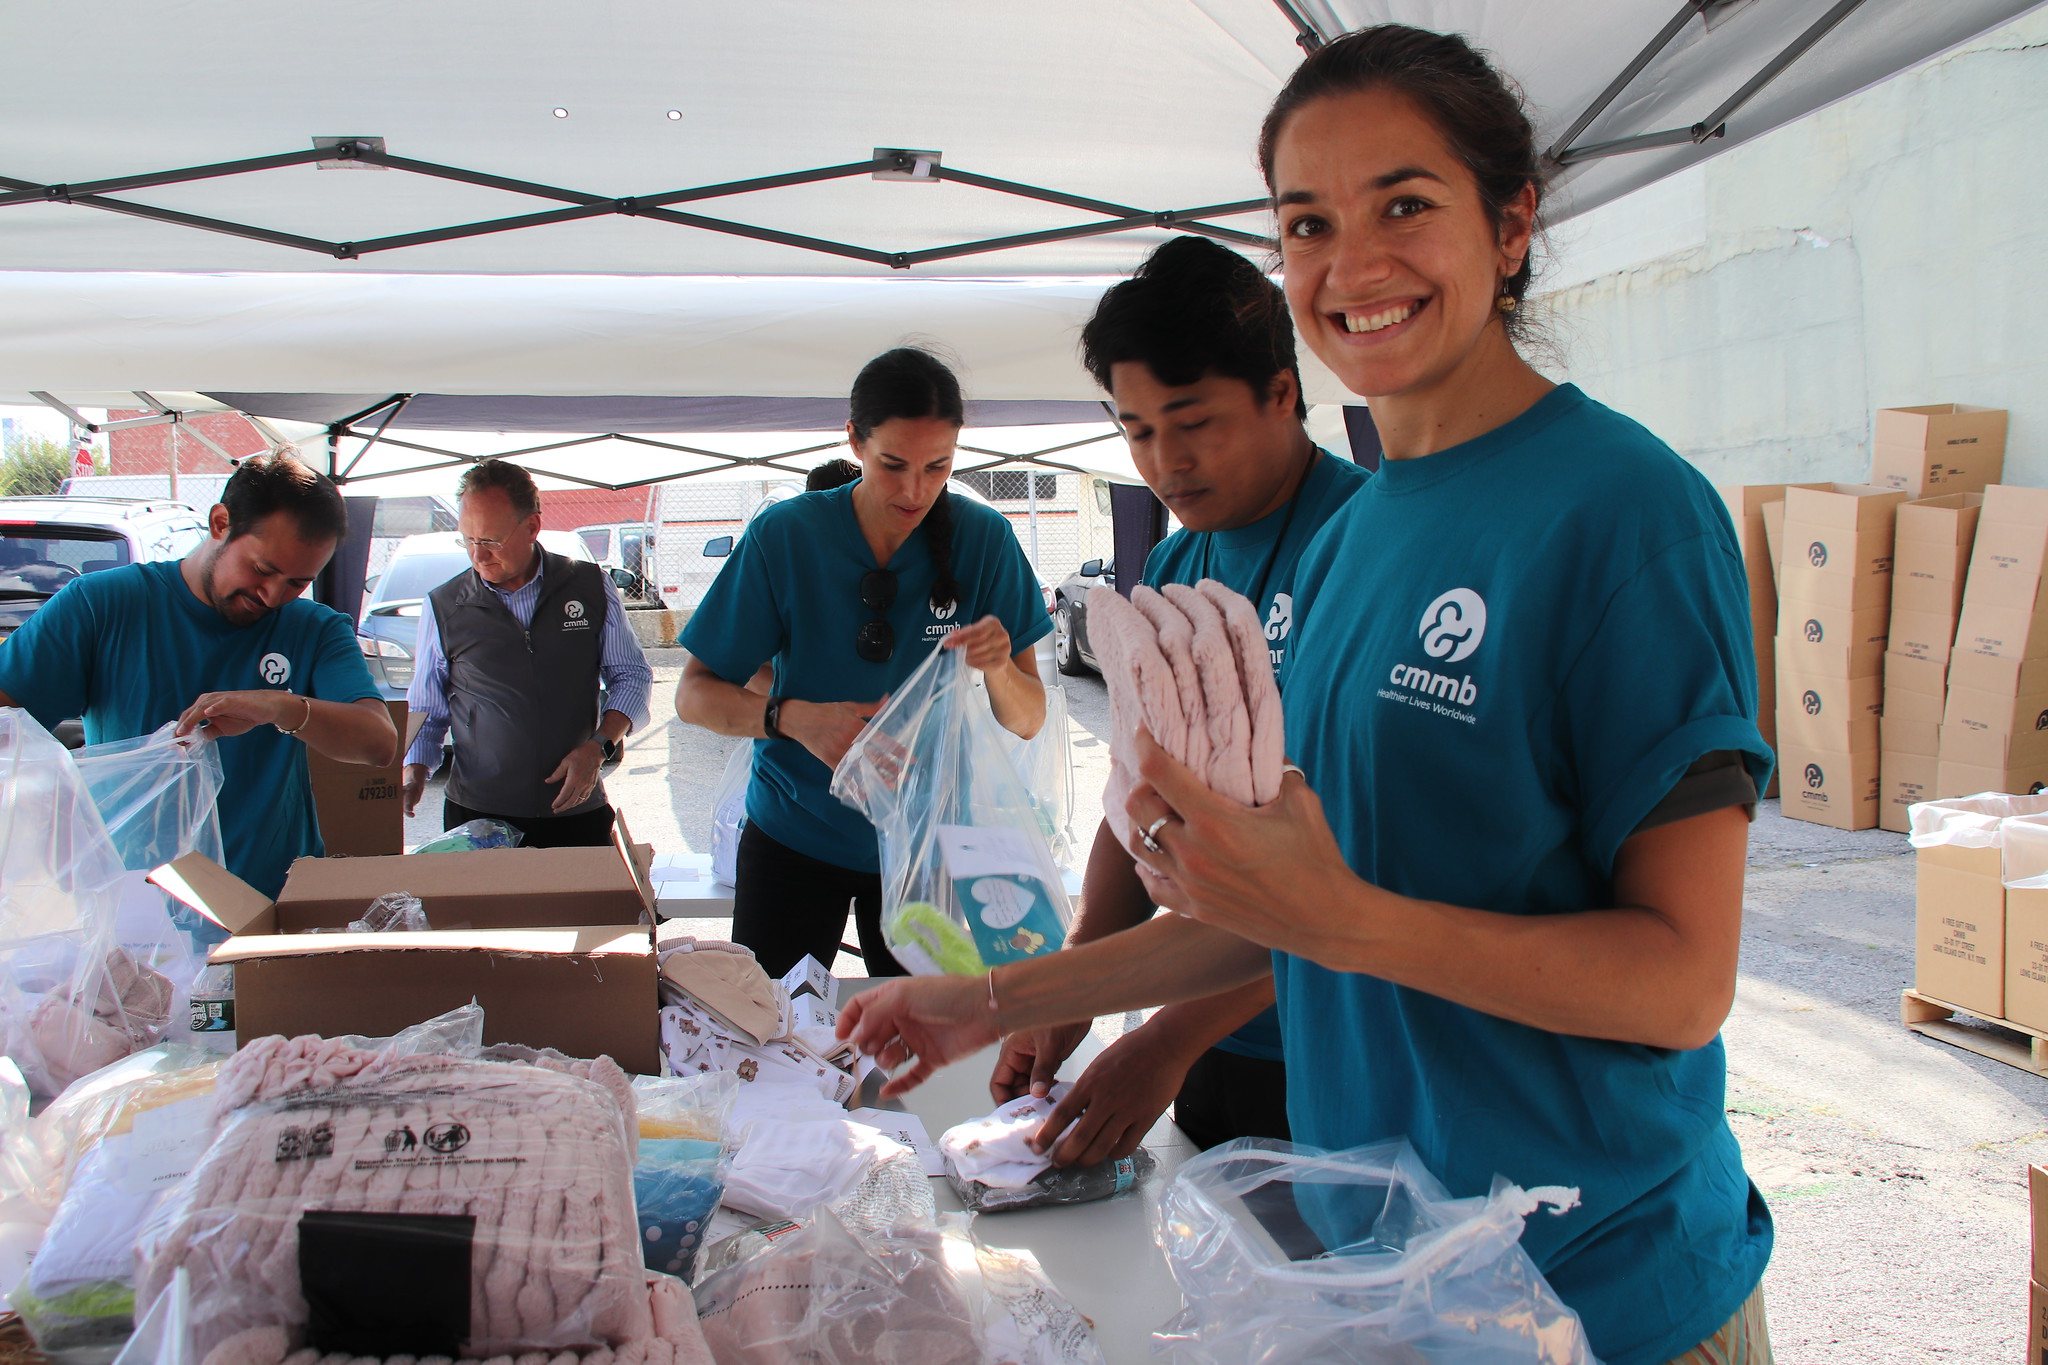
[
  {"left": 1878, "top": 495, "right": 1983, "bottom": 829},
  {"left": 2032, "top": 1162, "right": 2048, "bottom": 1362},
  {"left": 1775, "top": 484, "right": 1904, "bottom": 829},
  {"left": 1867, "top": 403, "right": 2007, "bottom": 498},
  {"left": 1942, "top": 487, "right": 2048, "bottom": 798},
  {"left": 1720, "top": 484, "right": 1825, "bottom": 800},
  {"left": 1910, "top": 794, "right": 2048, "bottom": 1020}
]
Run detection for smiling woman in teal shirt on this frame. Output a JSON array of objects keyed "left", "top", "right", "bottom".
[
  {"left": 837, "top": 28, "right": 1776, "bottom": 1365},
  {"left": 675, "top": 348, "right": 1051, "bottom": 978}
]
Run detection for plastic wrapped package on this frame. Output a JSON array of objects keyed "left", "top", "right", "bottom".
[
  {"left": 409, "top": 817, "right": 524, "bottom": 854},
  {"left": 939, "top": 1088, "right": 1156, "bottom": 1213},
  {"left": 0, "top": 1059, "right": 55, "bottom": 1311},
  {"left": 708, "top": 740, "right": 751, "bottom": 888},
  {"left": 938, "top": 1213, "right": 1105, "bottom": 1365},
  {"left": 14, "top": 1047, "right": 222, "bottom": 1355},
  {"left": 830, "top": 647, "right": 1071, "bottom": 977},
  {"left": 693, "top": 1208, "right": 983, "bottom": 1365},
  {"left": 1150, "top": 1139, "right": 1593, "bottom": 1364},
  {"left": 134, "top": 1030, "right": 653, "bottom": 1361},
  {"left": 0, "top": 710, "right": 175, "bottom": 1100},
  {"left": 346, "top": 892, "right": 427, "bottom": 934},
  {"left": 632, "top": 1074, "right": 738, "bottom": 1281},
  {"left": 113, "top": 1270, "right": 715, "bottom": 1365}
]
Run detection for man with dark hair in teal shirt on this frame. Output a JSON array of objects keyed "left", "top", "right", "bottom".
[
  {"left": 989, "top": 237, "right": 1369, "bottom": 1166},
  {"left": 0, "top": 455, "right": 396, "bottom": 902}
]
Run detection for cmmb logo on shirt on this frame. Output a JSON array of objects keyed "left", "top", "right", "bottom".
[
  {"left": 1381, "top": 587, "right": 1487, "bottom": 724},
  {"left": 258, "top": 652, "right": 291, "bottom": 686}
]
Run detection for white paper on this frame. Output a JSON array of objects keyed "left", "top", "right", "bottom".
[
  {"left": 936, "top": 824, "right": 1046, "bottom": 881},
  {"left": 847, "top": 1107, "right": 944, "bottom": 1177},
  {"left": 121, "top": 1095, "right": 214, "bottom": 1194}
]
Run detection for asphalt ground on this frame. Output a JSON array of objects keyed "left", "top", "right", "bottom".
[{"left": 406, "top": 649, "right": 2045, "bottom": 1362}]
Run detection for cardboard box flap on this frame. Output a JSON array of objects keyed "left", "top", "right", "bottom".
[
  {"left": 210, "top": 925, "right": 652, "bottom": 965},
  {"left": 148, "top": 853, "right": 273, "bottom": 935},
  {"left": 1875, "top": 404, "right": 2008, "bottom": 450},
  {"left": 612, "top": 809, "right": 657, "bottom": 916},
  {"left": 1782, "top": 483, "right": 1907, "bottom": 530}
]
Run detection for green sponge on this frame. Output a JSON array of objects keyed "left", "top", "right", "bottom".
[{"left": 887, "top": 901, "right": 988, "bottom": 976}]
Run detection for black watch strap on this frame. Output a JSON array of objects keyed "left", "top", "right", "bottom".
[{"left": 763, "top": 695, "right": 786, "bottom": 740}]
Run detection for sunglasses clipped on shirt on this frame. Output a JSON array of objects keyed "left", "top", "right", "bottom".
[{"left": 857, "top": 568, "right": 897, "bottom": 663}]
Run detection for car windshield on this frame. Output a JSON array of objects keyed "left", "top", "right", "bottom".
[
  {"left": 0, "top": 526, "right": 130, "bottom": 599},
  {"left": 372, "top": 551, "right": 469, "bottom": 605}
]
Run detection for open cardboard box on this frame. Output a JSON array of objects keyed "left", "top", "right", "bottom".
[
  {"left": 308, "top": 702, "right": 421, "bottom": 858},
  {"left": 150, "top": 813, "right": 661, "bottom": 1072}
]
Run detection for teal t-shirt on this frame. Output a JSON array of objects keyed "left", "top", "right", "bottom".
[
  {"left": 680, "top": 486, "right": 1052, "bottom": 872},
  {"left": 0, "top": 560, "right": 381, "bottom": 898},
  {"left": 1142, "top": 447, "right": 1370, "bottom": 1061},
  {"left": 1278, "top": 385, "right": 1773, "bottom": 1365}
]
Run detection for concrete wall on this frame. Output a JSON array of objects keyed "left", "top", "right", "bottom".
[{"left": 1537, "top": 12, "right": 2048, "bottom": 488}]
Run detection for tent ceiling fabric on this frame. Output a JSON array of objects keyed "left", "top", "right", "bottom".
[
  {"left": 3, "top": 0, "right": 2038, "bottom": 280},
  {"left": 2, "top": 0, "right": 2037, "bottom": 453}
]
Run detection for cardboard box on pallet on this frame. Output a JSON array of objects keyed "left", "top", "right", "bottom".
[
  {"left": 1867, "top": 404, "right": 2007, "bottom": 497},
  {"left": 149, "top": 817, "right": 662, "bottom": 1072},
  {"left": 1908, "top": 795, "right": 2048, "bottom": 1018},
  {"left": 2030, "top": 1163, "right": 2048, "bottom": 1282},
  {"left": 1777, "top": 741, "right": 1880, "bottom": 831},
  {"left": 2003, "top": 824, "right": 2048, "bottom": 1034}
]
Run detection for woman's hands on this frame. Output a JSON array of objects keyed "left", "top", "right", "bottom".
[
  {"left": 1123, "top": 729, "right": 1356, "bottom": 960},
  {"left": 782, "top": 696, "right": 888, "bottom": 771},
  {"left": 836, "top": 973, "right": 999, "bottom": 1099},
  {"left": 941, "top": 614, "right": 1015, "bottom": 672}
]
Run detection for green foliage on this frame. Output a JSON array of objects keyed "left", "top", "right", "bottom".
[{"left": 0, "top": 437, "right": 100, "bottom": 497}]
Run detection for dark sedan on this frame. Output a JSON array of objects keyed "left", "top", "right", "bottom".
[{"left": 1050, "top": 558, "right": 1117, "bottom": 676}]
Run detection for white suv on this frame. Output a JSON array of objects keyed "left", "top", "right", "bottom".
[{"left": 0, "top": 496, "right": 209, "bottom": 643}]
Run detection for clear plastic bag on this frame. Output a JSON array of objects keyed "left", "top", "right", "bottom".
[
  {"left": 348, "top": 891, "right": 427, "bottom": 934},
  {"left": 693, "top": 1207, "right": 983, "bottom": 1365},
  {"left": 1005, "top": 683, "right": 1076, "bottom": 870},
  {"left": 14, "top": 1046, "right": 221, "bottom": 1356},
  {"left": 72, "top": 722, "right": 225, "bottom": 965},
  {"left": 0, "top": 710, "right": 174, "bottom": 1100},
  {"left": 633, "top": 1073, "right": 739, "bottom": 1280},
  {"left": 0, "top": 1059, "right": 54, "bottom": 1312},
  {"left": 409, "top": 817, "right": 524, "bottom": 854},
  {"left": 710, "top": 740, "right": 751, "bottom": 887},
  {"left": 133, "top": 1023, "right": 648, "bottom": 1361},
  {"left": 831, "top": 647, "right": 1071, "bottom": 976},
  {"left": 1151, "top": 1138, "right": 1593, "bottom": 1364}
]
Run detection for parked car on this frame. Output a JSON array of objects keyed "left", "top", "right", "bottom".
[
  {"left": 355, "top": 529, "right": 598, "bottom": 702},
  {"left": 0, "top": 496, "right": 211, "bottom": 744},
  {"left": 574, "top": 521, "right": 654, "bottom": 603},
  {"left": 1051, "top": 558, "right": 1117, "bottom": 676}
]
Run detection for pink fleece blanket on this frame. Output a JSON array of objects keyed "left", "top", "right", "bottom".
[
  {"left": 1086, "top": 580, "right": 1284, "bottom": 851},
  {"left": 137, "top": 1035, "right": 690, "bottom": 1362}
]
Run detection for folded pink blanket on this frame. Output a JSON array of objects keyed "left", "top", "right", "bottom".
[
  {"left": 1087, "top": 580, "right": 1285, "bottom": 850},
  {"left": 139, "top": 1036, "right": 664, "bottom": 1361}
]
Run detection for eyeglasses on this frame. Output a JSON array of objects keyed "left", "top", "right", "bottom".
[
  {"left": 856, "top": 568, "right": 896, "bottom": 663},
  {"left": 461, "top": 535, "right": 511, "bottom": 553}
]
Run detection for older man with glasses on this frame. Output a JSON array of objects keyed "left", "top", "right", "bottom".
[{"left": 402, "top": 459, "right": 653, "bottom": 848}]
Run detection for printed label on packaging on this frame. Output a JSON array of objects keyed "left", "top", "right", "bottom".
[
  {"left": 846, "top": 1107, "right": 943, "bottom": 1176},
  {"left": 120, "top": 1095, "right": 215, "bottom": 1194}
]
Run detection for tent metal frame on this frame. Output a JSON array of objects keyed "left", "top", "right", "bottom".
[
  {"left": 28, "top": 388, "right": 1132, "bottom": 491},
  {"left": 0, "top": 0, "right": 1883, "bottom": 267},
  {"left": 0, "top": 145, "right": 1273, "bottom": 269}
]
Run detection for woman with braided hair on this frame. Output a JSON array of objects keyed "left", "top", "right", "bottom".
[{"left": 677, "top": 347, "right": 1050, "bottom": 977}]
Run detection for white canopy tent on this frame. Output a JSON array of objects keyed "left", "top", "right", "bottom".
[{"left": 2, "top": 0, "right": 2039, "bottom": 486}]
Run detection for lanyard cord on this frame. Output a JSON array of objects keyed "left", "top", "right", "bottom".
[{"left": 1196, "top": 451, "right": 1318, "bottom": 608}]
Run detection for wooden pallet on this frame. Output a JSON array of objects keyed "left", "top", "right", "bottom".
[{"left": 1901, "top": 988, "right": 2048, "bottom": 1076}]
